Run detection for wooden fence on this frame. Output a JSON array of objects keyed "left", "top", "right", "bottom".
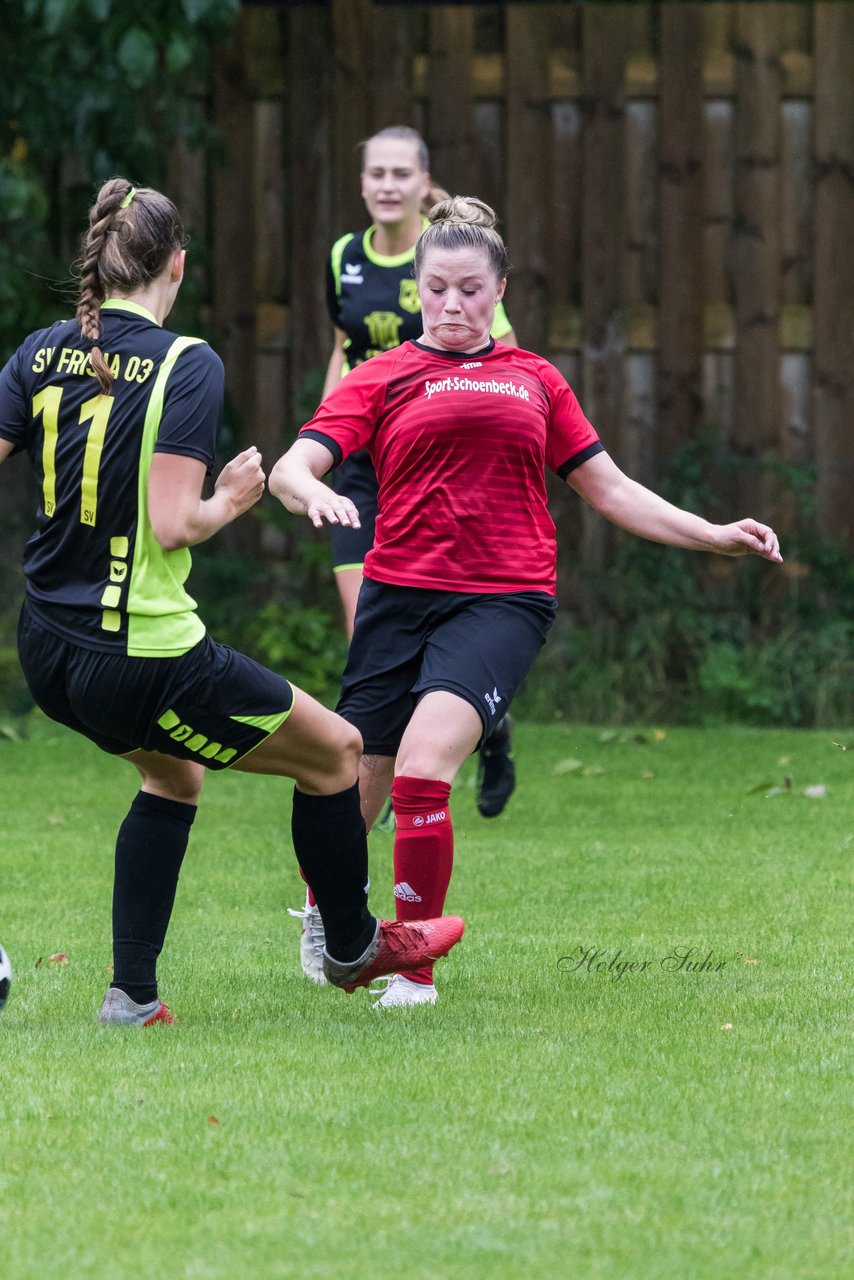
[{"left": 165, "top": 0, "right": 854, "bottom": 552}]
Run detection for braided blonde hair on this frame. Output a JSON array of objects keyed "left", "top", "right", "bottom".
[{"left": 75, "top": 178, "right": 185, "bottom": 393}]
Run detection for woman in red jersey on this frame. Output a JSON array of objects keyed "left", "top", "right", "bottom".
[
  {"left": 270, "top": 196, "right": 782, "bottom": 1009},
  {"left": 324, "top": 126, "right": 519, "bottom": 825},
  {"left": 286, "top": 130, "right": 517, "bottom": 986}
]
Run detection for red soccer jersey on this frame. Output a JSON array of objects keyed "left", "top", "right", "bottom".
[{"left": 300, "top": 339, "right": 603, "bottom": 594}]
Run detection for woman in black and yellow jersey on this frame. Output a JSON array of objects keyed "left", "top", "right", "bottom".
[{"left": 0, "top": 179, "right": 463, "bottom": 1023}]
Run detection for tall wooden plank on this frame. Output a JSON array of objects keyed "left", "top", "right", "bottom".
[
  {"left": 625, "top": 100, "right": 657, "bottom": 308},
  {"left": 549, "top": 100, "right": 581, "bottom": 312},
  {"left": 332, "top": 0, "right": 372, "bottom": 232},
  {"left": 733, "top": 5, "right": 783, "bottom": 477},
  {"left": 813, "top": 2, "right": 854, "bottom": 544},
  {"left": 166, "top": 132, "right": 208, "bottom": 317},
  {"left": 472, "top": 100, "right": 506, "bottom": 221},
  {"left": 703, "top": 351, "right": 736, "bottom": 440},
  {"left": 658, "top": 2, "right": 705, "bottom": 459},
  {"left": 211, "top": 10, "right": 256, "bottom": 443},
  {"left": 506, "top": 4, "right": 551, "bottom": 353},
  {"left": 578, "top": 5, "right": 629, "bottom": 587},
  {"left": 580, "top": 7, "right": 627, "bottom": 438},
  {"left": 703, "top": 0, "right": 734, "bottom": 463},
  {"left": 427, "top": 8, "right": 475, "bottom": 197},
  {"left": 254, "top": 101, "right": 286, "bottom": 311},
  {"left": 371, "top": 6, "right": 420, "bottom": 129},
  {"left": 703, "top": 99, "right": 734, "bottom": 308},
  {"left": 779, "top": 1, "right": 812, "bottom": 53},
  {"left": 541, "top": 0, "right": 581, "bottom": 314},
  {"left": 254, "top": 99, "right": 288, "bottom": 478},
  {"left": 781, "top": 99, "right": 812, "bottom": 305},
  {"left": 287, "top": 4, "right": 333, "bottom": 429},
  {"left": 166, "top": 135, "right": 207, "bottom": 256},
  {"left": 703, "top": 0, "right": 733, "bottom": 92},
  {"left": 781, "top": 352, "right": 810, "bottom": 464},
  {"left": 623, "top": 353, "right": 656, "bottom": 489}
]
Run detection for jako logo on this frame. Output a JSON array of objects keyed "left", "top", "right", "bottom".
[
  {"left": 425, "top": 810, "right": 446, "bottom": 824},
  {"left": 461, "top": 361, "right": 482, "bottom": 369},
  {"left": 484, "top": 686, "right": 502, "bottom": 716}
]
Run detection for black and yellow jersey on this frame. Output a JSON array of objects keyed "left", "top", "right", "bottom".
[
  {"left": 0, "top": 300, "right": 223, "bottom": 657},
  {"left": 326, "top": 221, "right": 513, "bottom": 370}
]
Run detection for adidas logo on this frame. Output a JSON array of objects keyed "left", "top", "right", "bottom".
[{"left": 394, "top": 881, "right": 422, "bottom": 903}]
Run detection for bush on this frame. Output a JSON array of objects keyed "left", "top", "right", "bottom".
[{"left": 0, "top": 648, "right": 32, "bottom": 716}]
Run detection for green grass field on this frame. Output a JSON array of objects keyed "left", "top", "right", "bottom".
[{"left": 1, "top": 718, "right": 852, "bottom": 1280}]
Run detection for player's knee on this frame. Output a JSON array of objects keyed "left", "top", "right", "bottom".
[
  {"left": 335, "top": 718, "right": 363, "bottom": 772},
  {"left": 317, "top": 718, "right": 362, "bottom": 789},
  {"left": 293, "top": 720, "right": 362, "bottom": 795},
  {"left": 138, "top": 761, "right": 204, "bottom": 806},
  {"left": 395, "top": 743, "right": 439, "bottom": 779}
]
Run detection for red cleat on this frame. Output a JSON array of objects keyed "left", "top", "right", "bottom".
[{"left": 323, "top": 917, "right": 465, "bottom": 993}]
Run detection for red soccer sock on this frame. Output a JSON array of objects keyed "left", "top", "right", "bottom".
[{"left": 391, "top": 775, "right": 454, "bottom": 985}]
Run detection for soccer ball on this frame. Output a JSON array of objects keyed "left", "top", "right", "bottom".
[{"left": 0, "top": 944, "right": 11, "bottom": 1011}]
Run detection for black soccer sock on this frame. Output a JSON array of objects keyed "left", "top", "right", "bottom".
[
  {"left": 112, "top": 791, "right": 196, "bottom": 1004},
  {"left": 291, "top": 783, "right": 376, "bottom": 963}
]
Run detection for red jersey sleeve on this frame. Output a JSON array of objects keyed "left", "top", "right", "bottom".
[
  {"left": 538, "top": 360, "right": 604, "bottom": 478},
  {"left": 298, "top": 353, "right": 392, "bottom": 465}
]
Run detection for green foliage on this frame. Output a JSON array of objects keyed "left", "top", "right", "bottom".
[
  {"left": 243, "top": 601, "right": 349, "bottom": 705},
  {"left": 0, "top": 647, "right": 32, "bottom": 716},
  {"left": 0, "top": 0, "right": 239, "bottom": 360}
]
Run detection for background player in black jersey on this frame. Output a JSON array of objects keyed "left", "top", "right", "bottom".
[
  {"left": 0, "top": 178, "right": 463, "bottom": 1025},
  {"left": 288, "top": 128, "right": 518, "bottom": 983},
  {"left": 272, "top": 196, "right": 783, "bottom": 1008}
]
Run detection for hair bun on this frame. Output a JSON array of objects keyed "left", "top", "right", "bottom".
[{"left": 427, "top": 196, "right": 497, "bottom": 230}]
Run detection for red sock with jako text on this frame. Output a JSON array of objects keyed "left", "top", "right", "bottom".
[{"left": 390, "top": 775, "right": 454, "bottom": 986}]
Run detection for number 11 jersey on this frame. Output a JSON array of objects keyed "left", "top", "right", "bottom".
[{"left": 0, "top": 300, "right": 223, "bottom": 656}]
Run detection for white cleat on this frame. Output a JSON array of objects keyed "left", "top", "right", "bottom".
[
  {"left": 370, "top": 973, "right": 438, "bottom": 1009},
  {"left": 288, "top": 902, "right": 327, "bottom": 984},
  {"left": 99, "top": 986, "right": 173, "bottom": 1026}
]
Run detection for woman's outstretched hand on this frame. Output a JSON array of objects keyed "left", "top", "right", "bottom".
[
  {"left": 304, "top": 491, "right": 361, "bottom": 531},
  {"left": 712, "top": 519, "right": 783, "bottom": 563}
]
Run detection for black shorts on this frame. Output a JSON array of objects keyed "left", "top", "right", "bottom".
[
  {"left": 330, "top": 450, "right": 378, "bottom": 570},
  {"left": 17, "top": 601, "right": 294, "bottom": 769},
  {"left": 336, "top": 580, "right": 557, "bottom": 756}
]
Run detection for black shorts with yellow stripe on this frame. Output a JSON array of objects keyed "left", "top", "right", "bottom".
[{"left": 18, "top": 600, "right": 294, "bottom": 769}]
